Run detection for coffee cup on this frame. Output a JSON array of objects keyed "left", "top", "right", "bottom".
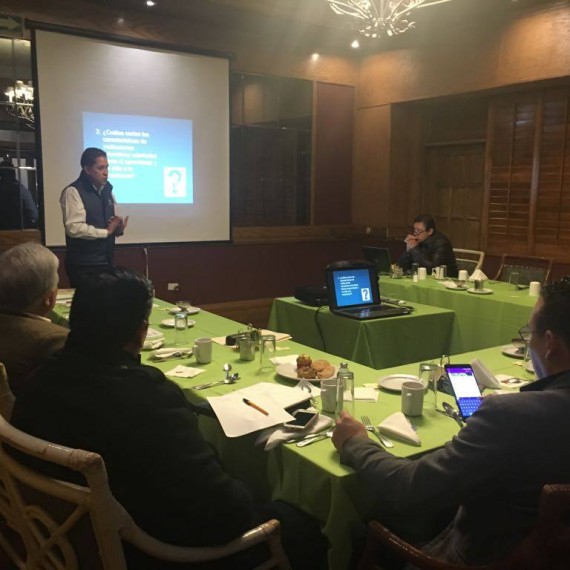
[
  {"left": 418, "top": 267, "right": 427, "bottom": 280},
  {"left": 320, "top": 378, "right": 338, "bottom": 413},
  {"left": 529, "top": 281, "right": 541, "bottom": 297},
  {"left": 458, "top": 269, "right": 469, "bottom": 281},
  {"left": 193, "top": 337, "right": 212, "bottom": 364},
  {"left": 401, "top": 381, "right": 424, "bottom": 416}
]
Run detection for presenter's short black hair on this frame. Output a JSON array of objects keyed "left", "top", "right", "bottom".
[
  {"left": 81, "top": 147, "right": 107, "bottom": 168},
  {"left": 69, "top": 266, "right": 153, "bottom": 352},
  {"left": 413, "top": 214, "right": 436, "bottom": 232}
]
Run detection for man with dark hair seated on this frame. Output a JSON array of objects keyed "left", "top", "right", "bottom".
[
  {"left": 12, "top": 267, "right": 327, "bottom": 569},
  {"left": 332, "top": 277, "right": 570, "bottom": 566},
  {"left": 397, "top": 214, "right": 458, "bottom": 277}
]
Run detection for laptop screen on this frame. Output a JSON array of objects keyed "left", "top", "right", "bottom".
[{"left": 331, "top": 267, "right": 375, "bottom": 308}]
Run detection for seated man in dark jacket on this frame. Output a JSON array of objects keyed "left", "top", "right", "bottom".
[
  {"left": 12, "top": 267, "right": 326, "bottom": 569},
  {"left": 397, "top": 214, "right": 458, "bottom": 277}
]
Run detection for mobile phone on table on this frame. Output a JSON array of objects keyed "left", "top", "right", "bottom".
[
  {"left": 283, "top": 410, "right": 319, "bottom": 430},
  {"left": 444, "top": 364, "right": 483, "bottom": 420}
]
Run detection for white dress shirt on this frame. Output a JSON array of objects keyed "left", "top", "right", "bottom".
[{"left": 60, "top": 185, "right": 117, "bottom": 240}]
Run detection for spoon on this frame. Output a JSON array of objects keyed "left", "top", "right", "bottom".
[
  {"left": 223, "top": 363, "right": 232, "bottom": 379},
  {"left": 442, "top": 402, "right": 464, "bottom": 427},
  {"left": 194, "top": 373, "right": 239, "bottom": 390},
  {"left": 296, "top": 430, "right": 334, "bottom": 447}
]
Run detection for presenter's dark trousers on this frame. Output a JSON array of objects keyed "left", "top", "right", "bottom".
[{"left": 65, "top": 262, "right": 111, "bottom": 289}]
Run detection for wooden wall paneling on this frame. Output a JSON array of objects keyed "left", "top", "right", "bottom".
[
  {"left": 528, "top": 93, "right": 544, "bottom": 253},
  {"left": 313, "top": 82, "right": 355, "bottom": 225}
]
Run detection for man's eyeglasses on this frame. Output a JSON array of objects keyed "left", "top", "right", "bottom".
[
  {"left": 410, "top": 227, "right": 427, "bottom": 236},
  {"left": 518, "top": 324, "right": 543, "bottom": 342}
]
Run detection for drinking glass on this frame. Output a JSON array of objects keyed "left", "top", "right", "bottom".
[
  {"left": 509, "top": 272, "right": 519, "bottom": 290},
  {"left": 418, "top": 362, "right": 440, "bottom": 409},
  {"left": 259, "top": 334, "right": 276, "bottom": 369},
  {"left": 174, "top": 311, "right": 188, "bottom": 346},
  {"left": 176, "top": 300, "right": 191, "bottom": 311}
]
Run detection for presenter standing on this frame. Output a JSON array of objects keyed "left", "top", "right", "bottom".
[{"left": 60, "top": 147, "right": 128, "bottom": 287}]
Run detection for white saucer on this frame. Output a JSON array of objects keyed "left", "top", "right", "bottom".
[
  {"left": 378, "top": 374, "right": 419, "bottom": 392},
  {"left": 445, "top": 284, "right": 468, "bottom": 291},
  {"left": 169, "top": 306, "right": 201, "bottom": 315},
  {"left": 467, "top": 288, "right": 493, "bottom": 295},
  {"left": 160, "top": 318, "right": 196, "bottom": 328},
  {"left": 501, "top": 345, "right": 525, "bottom": 359}
]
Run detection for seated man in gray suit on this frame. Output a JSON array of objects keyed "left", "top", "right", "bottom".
[
  {"left": 333, "top": 277, "right": 570, "bottom": 566},
  {"left": 0, "top": 243, "right": 68, "bottom": 395}
]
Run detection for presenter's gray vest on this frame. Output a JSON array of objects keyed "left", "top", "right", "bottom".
[{"left": 65, "top": 172, "right": 115, "bottom": 266}]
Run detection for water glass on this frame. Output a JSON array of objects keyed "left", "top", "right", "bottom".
[
  {"left": 174, "top": 311, "right": 188, "bottom": 346},
  {"left": 509, "top": 272, "right": 519, "bottom": 290},
  {"left": 259, "top": 334, "right": 276, "bottom": 369},
  {"left": 418, "top": 362, "right": 440, "bottom": 409}
]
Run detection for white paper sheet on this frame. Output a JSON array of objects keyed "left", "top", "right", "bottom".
[{"left": 208, "top": 382, "right": 310, "bottom": 437}]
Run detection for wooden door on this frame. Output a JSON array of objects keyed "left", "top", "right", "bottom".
[{"left": 424, "top": 143, "right": 485, "bottom": 249}]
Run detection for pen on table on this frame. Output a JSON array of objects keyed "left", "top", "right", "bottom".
[{"left": 243, "top": 398, "right": 269, "bottom": 416}]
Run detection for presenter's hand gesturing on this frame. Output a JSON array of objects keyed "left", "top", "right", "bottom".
[
  {"left": 106, "top": 216, "right": 120, "bottom": 236},
  {"left": 115, "top": 215, "right": 129, "bottom": 237},
  {"left": 332, "top": 411, "right": 368, "bottom": 452}
]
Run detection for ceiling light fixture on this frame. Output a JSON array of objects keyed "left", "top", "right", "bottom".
[
  {"left": 351, "top": 39, "right": 360, "bottom": 48},
  {"left": 4, "top": 80, "right": 34, "bottom": 128},
  {"left": 327, "top": 0, "right": 453, "bottom": 39},
  {"left": 146, "top": 1, "right": 156, "bottom": 7}
]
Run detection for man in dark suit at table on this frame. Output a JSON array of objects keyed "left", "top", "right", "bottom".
[
  {"left": 397, "top": 214, "right": 458, "bottom": 277},
  {"left": 0, "top": 242, "right": 68, "bottom": 396},
  {"left": 12, "top": 266, "right": 326, "bottom": 569},
  {"left": 333, "top": 277, "right": 570, "bottom": 566}
]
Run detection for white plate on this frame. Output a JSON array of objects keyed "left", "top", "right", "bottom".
[
  {"left": 466, "top": 288, "right": 493, "bottom": 295},
  {"left": 501, "top": 345, "right": 525, "bottom": 359},
  {"left": 275, "top": 363, "right": 337, "bottom": 383},
  {"left": 160, "top": 318, "right": 196, "bottom": 328},
  {"left": 168, "top": 306, "right": 201, "bottom": 315},
  {"left": 378, "top": 374, "right": 419, "bottom": 392},
  {"left": 445, "top": 284, "right": 468, "bottom": 291}
]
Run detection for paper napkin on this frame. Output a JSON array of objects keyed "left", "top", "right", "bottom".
[
  {"left": 256, "top": 412, "right": 333, "bottom": 451},
  {"left": 471, "top": 358, "right": 500, "bottom": 389},
  {"left": 165, "top": 365, "right": 205, "bottom": 379},
  {"left": 469, "top": 269, "right": 488, "bottom": 281},
  {"left": 378, "top": 412, "right": 421, "bottom": 446},
  {"left": 442, "top": 280, "right": 458, "bottom": 288},
  {"left": 151, "top": 347, "right": 193, "bottom": 361}
]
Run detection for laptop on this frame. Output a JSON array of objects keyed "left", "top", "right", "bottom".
[
  {"left": 325, "top": 261, "right": 412, "bottom": 320},
  {"left": 362, "top": 246, "right": 392, "bottom": 275}
]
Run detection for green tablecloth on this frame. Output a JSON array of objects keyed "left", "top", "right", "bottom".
[
  {"left": 379, "top": 277, "right": 536, "bottom": 354},
  {"left": 267, "top": 297, "right": 456, "bottom": 370},
  {"left": 51, "top": 299, "right": 534, "bottom": 570}
]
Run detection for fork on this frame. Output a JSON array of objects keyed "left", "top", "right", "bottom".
[{"left": 361, "top": 415, "right": 393, "bottom": 448}]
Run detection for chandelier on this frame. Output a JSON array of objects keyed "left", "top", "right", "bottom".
[
  {"left": 327, "top": 0, "right": 454, "bottom": 39},
  {"left": 4, "top": 80, "right": 34, "bottom": 128}
]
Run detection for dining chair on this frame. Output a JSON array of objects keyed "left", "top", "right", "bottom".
[
  {"left": 357, "top": 484, "right": 570, "bottom": 570},
  {"left": 0, "top": 413, "right": 291, "bottom": 569},
  {"left": 453, "top": 249, "right": 485, "bottom": 274},
  {"left": 0, "top": 363, "right": 15, "bottom": 421},
  {"left": 494, "top": 254, "right": 554, "bottom": 286}
]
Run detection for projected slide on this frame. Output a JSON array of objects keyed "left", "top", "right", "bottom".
[{"left": 83, "top": 112, "right": 193, "bottom": 204}]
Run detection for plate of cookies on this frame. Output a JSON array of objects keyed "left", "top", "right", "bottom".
[{"left": 276, "top": 354, "right": 337, "bottom": 383}]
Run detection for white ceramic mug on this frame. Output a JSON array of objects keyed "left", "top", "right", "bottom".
[
  {"left": 418, "top": 267, "right": 427, "bottom": 280},
  {"left": 193, "top": 337, "right": 212, "bottom": 364},
  {"left": 529, "top": 281, "right": 541, "bottom": 297},
  {"left": 458, "top": 269, "right": 469, "bottom": 281},
  {"left": 401, "top": 381, "right": 425, "bottom": 416},
  {"left": 320, "top": 378, "right": 337, "bottom": 413}
]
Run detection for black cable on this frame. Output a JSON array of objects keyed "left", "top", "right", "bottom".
[{"left": 313, "top": 305, "right": 327, "bottom": 352}]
